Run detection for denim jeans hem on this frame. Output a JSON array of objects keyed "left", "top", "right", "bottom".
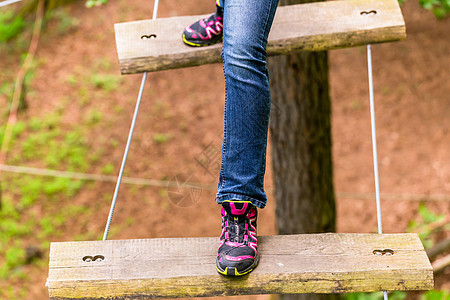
[{"left": 216, "top": 193, "right": 266, "bottom": 209}]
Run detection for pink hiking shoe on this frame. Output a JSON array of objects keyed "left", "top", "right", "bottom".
[
  {"left": 182, "top": 5, "right": 223, "bottom": 47},
  {"left": 216, "top": 201, "right": 259, "bottom": 276}
]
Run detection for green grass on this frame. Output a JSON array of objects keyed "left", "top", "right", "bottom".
[
  {"left": 408, "top": 203, "right": 449, "bottom": 249},
  {"left": 89, "top": 73, "right": 120, "bottom": 92},
  {"left": 0, "top": 81, "right": 14, "bottom": 100},
  {"left": 0, "top": 10, "right": 25, "bottom": 43},
  {"left": 78, "top": 86, "right": 91, "bottom": 106},
  {"left": 47, "top": 8, "right": 80, "bottom": 35},
  {"left": 399, "top": 0, "right": 450, "bottom": 19},
  {"left": 421, "top": 290, "right": 450, "bottom": 300},
  {"left": 0, "top": 106, "right": 102, "bottom": 294},
  {"left": 0, "top": 172, "right": 89, "bottom": 273},
  {"left": 85, "top": 110, "right": 103, "bottom": 126},
  {"left": 419, "top": 0, "right": 450, "bottom": 18},
  {"left": 66, "top": 74, "right": 78, "bottom": 86},
  {"left": 101, "top": 163, "right": 114, "bottom": 175},
  {"left": 153, "top": 133, "right": 171, "bottom": 144},
  {"left": 86, "top": 0, "right": 108, "bottom": 8},
  {"left": 16, "top": 118, "right": 91, "bottom": 171},
  {"left": 94, "top": 57, "right": 112, "bottom": 71}
]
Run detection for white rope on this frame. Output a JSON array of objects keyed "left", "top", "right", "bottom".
[
  {"left": 102, "top": 72, "right": 147, "bottom": 240},
  {"left": 152, "top": 0, "right": 159, "bottom": 20},
  {"left": 0, "top": 0, "right": 23, "bottom": 8},
  {"left": 2, "top": 164, "right": 449, "bottom": 202},
  {"left": 367, "top": 44, "right": 388, "bottom": 300},
  {"left": 0, "top": 164, "right": 176, "bottom": 187},
  {"left": 367, "top": 44, "right": 383, "bottom": 235},
  {"left": 102, "top": 0, "right": 160, "bottom": 241},
  {"left": 2, "top": 164, "right": 450, "bottom": 203}
]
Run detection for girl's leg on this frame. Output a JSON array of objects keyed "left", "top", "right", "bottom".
[
  {"left": 216, "top": 0, "right": 279, "bottom": 209},
  {"left": 215, "top": 0, "right": 278, "bottom": 277}
]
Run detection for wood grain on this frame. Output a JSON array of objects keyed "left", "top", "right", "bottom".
[
  {"left": 47, "top": 233, "right": 433, "bottom": 299},
  {"left": 114, "top": 0, "right": 406, "bottom": 74}
]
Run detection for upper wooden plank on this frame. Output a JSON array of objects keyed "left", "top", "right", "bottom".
[
  {"left": 114, "top": 0, "right": 406, "bottom": 74},
  {"left": 47, "top": 233, "right": 433, "bottom": 299}
]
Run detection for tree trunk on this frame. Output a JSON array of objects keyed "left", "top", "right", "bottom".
[{"left": 268, "top": 0, "right": 337, "bottom": 299}]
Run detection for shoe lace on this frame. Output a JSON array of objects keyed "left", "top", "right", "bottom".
[{"left": 225, "top": 215, "right": 248, "bottom": 244}]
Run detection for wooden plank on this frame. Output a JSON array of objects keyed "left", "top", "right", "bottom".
[
  {"left": 47, "top": 233, "right": 433, "bottom": 299},
  {"left": 114, "top": 0, "right": 406, "bottom": 74}
]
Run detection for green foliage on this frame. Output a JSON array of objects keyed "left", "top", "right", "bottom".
[
  {"left": 101, "top": 163, "right": 114, "bottom": 175},
  {"left": 419, "top": 0, "right": 450, "bottom": 18},
  {"left": 1, "top": 1, "right": 80, "bottom": 43},
  {"left": 46, "top": 8, "right": 79, "bottom": 35},
  {"left": 408, "top": 202, "right": 448, "bottom": 249},
  {"left": 18, "top": 119, "right": 90, "bottom": 171},
  {"left": 0, "top": 246, "right": 26, "bottom": 280},
  {"left": 43, "top": 177, "right": 84, "bottom": 197},
  {"left": 399, "top": 0, "right": 450, "bottom": 18},
  {"left": 0, "top": 107, "right": 102, "bottom": 285},
  {"left": 113, "top": 105, "right": 124, "bottom": 113},
  {"left": 421, "top": 290, "right": 450, "bottom": 300},
  {"left": 78, "top": 86, "right": 91, "bottom": 105},
  {"left": 94, "top": 57, "right": 112, "bottom": 71},
  {"left": 12, "top": 121, "right": 26, "bottom": 138},
  {"left": 5, "top": 246, "right": 26, "bottom": 268},
  {"left": 153, "top": 133, "right": 171, "bottom": 144},
  {"left": 0, "top": 198, "right": 31, "bottom": 280},
  {"left": 89, "top": 74, "right": 120, "bottom": 92},
  {"left": 0, "top": 81, "right": 14, "bottom": 100},
  {"left": 85, "top": 110, "right": 103, "bottom": 126},
  {"left": 0, "top": 122, "right": 26, "bottom": 148},
  {"left": 66, "top": 74, "right": 78, "bottom": 86},
  {"left": 2, "top": 173, "right": 88, "bottom": 278},
  {"left": 85, "top": 0, "right": 108, "bottom": 8},
  {"left": 28, "top": 117, "right": 44, "bottom": 131},
  {"left": 0, "top": 173, "right": 88, "bottom": 281},
  {"left": 18, "top": 176, "right": 45, "bottom": 208},
  {"left": 0, "top": 10, "right": 26, "bottom": 43}
]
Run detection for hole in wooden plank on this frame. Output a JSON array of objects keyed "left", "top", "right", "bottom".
[
  {"left": 373, "top": 249, "right": 395, "bottom": 256},
  {"left": 360, "top": 10, "right": 377, "bottom": 15},
  {"left": 94, "top": 255, "right": 105, "bottom": 261},
  {"left": 373, "top": 249, "right": 383, "bottom": 256},
  {"left": 383, "top": 249, "right": 395, "bottom": 256},
  {"left": 141, "top": 34, "right": 157, "bottom": 40},
  {"left": 83, "top": 255, "right": 93, "bottom": 262},
  {"left": 83, "top": 255, "right": 105, "bottom": 262}
]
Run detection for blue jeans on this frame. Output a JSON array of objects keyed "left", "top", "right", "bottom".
[{"left": 215, "top": 0, "right": 279, "bottom": 209}]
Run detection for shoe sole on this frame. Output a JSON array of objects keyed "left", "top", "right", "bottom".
[
  {"left": 182, "top": 34, "right": 223, "bottom": 47},
  {"left": 216, "top": 254, "right": 260, "bottom": 276}
]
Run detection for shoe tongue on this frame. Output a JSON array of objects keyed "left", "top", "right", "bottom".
[{"left": 222, "top": 201, "right": 252, "bottom": 216}]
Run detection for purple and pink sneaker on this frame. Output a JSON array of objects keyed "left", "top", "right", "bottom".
[
  {"left": 216, "top": 201, "right": 259, "bottom": 276},
  {"left": 182, "top": 5, "right": 223, "bottom": 47}
]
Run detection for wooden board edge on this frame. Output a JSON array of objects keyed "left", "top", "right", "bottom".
[
  {"left": 118, "top": 26, "right": 406, "bottom": 75},
  {"left": 47, "top": 267, "right": 434, "bottom": 299}
]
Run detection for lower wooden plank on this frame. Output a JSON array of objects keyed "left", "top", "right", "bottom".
[
  {"left": 47, "top": 233, "right": 433, "bottom": 299},
  {"left": 114, "top": 0, "right": 406, "bottom": 74}
]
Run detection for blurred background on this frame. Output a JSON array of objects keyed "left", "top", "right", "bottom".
[{"left": 0, "top": 0, "right": 448, "bottom": 299}]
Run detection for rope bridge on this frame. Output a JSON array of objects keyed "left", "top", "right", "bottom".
[{"left": 47, "top": 0, "right": 434, "bottom": 299}]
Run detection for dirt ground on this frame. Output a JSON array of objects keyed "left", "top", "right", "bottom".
[{"left": 1, "top": 0, "right": 449, "bottom": 298}]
